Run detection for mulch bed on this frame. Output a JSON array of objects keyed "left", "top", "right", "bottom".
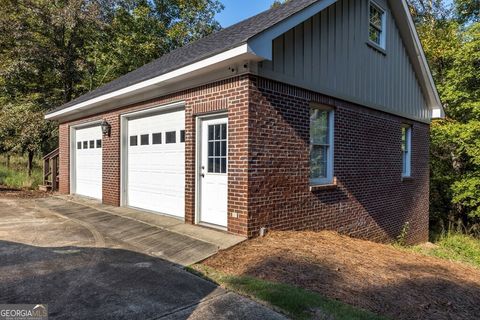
[
  {"left": 0, "top": 186, "right": 51, "bottom": 199},
  {"left": 202, "top": 231, "right": 480, "bottom": 320}
]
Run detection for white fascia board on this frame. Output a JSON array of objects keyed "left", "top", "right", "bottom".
[
  {"left": 395, "top": 0, "right": 444, "bottom": 117},
  {"left": 45, "top": 44, "right": 254, "bottom": 120},
  {"left": 248, "top": 0, "right": 338, "bottom": 59}
]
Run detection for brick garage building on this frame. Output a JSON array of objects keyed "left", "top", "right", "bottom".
[{"left": 47, "top": 0, "right": 443, "bottom": 244}]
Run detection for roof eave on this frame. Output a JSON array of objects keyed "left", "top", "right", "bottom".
[{"left": 45, "top": 44, "right": 261, "bottom": 121}]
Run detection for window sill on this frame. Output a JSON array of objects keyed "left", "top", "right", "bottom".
[
  {"left": 402, "top": 176, "right": 414, "bottom": 182},
  {"left": 366, "top": 41, "right": 386, "bottom": 55},
  {"left": 310, "top": 177, "right": 338, "bottom": 191}
]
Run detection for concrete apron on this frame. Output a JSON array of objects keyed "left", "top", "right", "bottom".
[{"left": 37, "top": 195, "right": 246, "bottom": 266}]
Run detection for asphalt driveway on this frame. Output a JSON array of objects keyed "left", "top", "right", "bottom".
[{"left": 0, "top": 195, "right": 286, "bottom": 320}]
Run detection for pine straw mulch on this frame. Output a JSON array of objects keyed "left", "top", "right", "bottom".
[
  {"left": 0, "top": 186, "right": 51, "bottom": 199},
  {"left": 201, "top": 231, "right": 480, "bottom": 320}
]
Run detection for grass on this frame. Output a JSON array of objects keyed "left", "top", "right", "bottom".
[
  {"left": 189, "top": 265, "right": 388, "bottom": 320},
  {"left": 411, "top": 233, "right": 480, "bottom": 268},
  {"left": 0, "top": 155, "right": 43, "bottom": 189}
]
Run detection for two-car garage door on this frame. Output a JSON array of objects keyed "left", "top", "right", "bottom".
[
  {"left": 126, "top": 109, "right": 185, "bottom": 218},
  {"left": 72, "top": 108, "right": 185, "bottom": 219}
]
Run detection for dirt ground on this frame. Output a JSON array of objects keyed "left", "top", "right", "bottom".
[
  {"left": 202, "top": 231, "right": 480, "bottom": 320},
  {"left": 0, "top": 186, "right": 51, "bottom": 198}
]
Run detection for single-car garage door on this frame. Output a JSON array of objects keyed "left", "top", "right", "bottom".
[
  {"left": 126, "top": 109, "right": 185, "bottom": 218},
  {"left": 74, "top": 125, "right": 102, "bottom": 200}
]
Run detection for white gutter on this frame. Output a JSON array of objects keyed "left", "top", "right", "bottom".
[{"left": 45, "top": 44, "right": 253, "bottom": 120}]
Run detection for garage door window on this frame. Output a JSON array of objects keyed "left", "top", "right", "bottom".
[
  {"left": 89, "top": 140, "right": 95, "bottom": 149},
  {"left": 166, "top": 131, "right": 176, "bottom": 144},
  {"left": 152, "top": 133, "right": 162, "bottom": 144},
  {"left": 96, "top": 140, "right": 102, "bottom": 148},
  {"left": 180, "top": 130, "right": 185, "bottom": 143},
  {"left": 77, "top": 142, "right": 82, "bottom": 150},
  {"left": 130, "top": 136, "right": 138, "bottom": 146},
  {"left": 83, "top": 141, "right": 88, "bottom": 149},
  {"left": 141, "top": 134, "right": 149, "bottom": 145}
]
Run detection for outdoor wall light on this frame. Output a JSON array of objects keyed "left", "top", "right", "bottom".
[{"left": 101, "top": 119, "right": 111, "bottom": 137}]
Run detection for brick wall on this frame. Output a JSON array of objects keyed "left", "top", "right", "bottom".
[
  {"left": 247, "top": 76, "right": 430, "bottom": 244},
  {"left": 57, "top": 74, "right": 430, "bottom": 243},
  {"left": 58, "top": 76, "right": 251, "bottom": 235}
]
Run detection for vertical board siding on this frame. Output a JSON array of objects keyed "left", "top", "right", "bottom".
[{"left": 258, "top": 0, "right": 430, "bottom": 122}]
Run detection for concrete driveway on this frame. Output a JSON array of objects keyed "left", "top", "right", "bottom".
[{"left": 0, "top": 195, "right": 286, "bottom": 320}]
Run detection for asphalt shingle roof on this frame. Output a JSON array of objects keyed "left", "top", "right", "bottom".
[{"left": 48, "top": 0, "right": 319, "bottom": 114}]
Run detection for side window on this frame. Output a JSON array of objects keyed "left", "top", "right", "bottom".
[
  {"left": 369, "top": 1, "right": 386, "bottom": 49},
  {"left": 152, "top": 133, "right": 162, "bottom": 144},
  {"left": 402, "top": 125, "right": 412, "bottom": 177},
  {"left": 77, "top": 142, "right": 82, "bottom": 150},
  {"left": 166, "top": 131, "right": 176, "bottom": 144},
  {"left": 310, "top": 105, "right": 334, "bottom": 185},
  {"left": 140, "top": 134, "right": 149, "bottom": 145},
  {"left": 130, "top": 136, "right": 138, "bottom": 146}
]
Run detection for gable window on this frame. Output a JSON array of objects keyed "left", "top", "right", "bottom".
[
  {"left": 310, "top": 105, "right": 334, "bottom": 185},
  {"left": 369, "top": 2, "right": 386, "bottom": 49},
  {"left": 402, "top": 125, "right": 412, "bottom": 177}
]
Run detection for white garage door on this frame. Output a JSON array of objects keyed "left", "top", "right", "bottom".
[
  {"left": 74, "top": 126, "right": 102, "bottom": 200},
  {"left": 127, "top": 109, "right": 185, "bottom": 218}
]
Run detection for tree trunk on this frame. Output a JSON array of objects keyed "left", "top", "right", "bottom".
[{"left": 28, "top": 151, "right": 34, "bottom": 177}]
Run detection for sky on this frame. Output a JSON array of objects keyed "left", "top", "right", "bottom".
[{"left": 217, "top": 0, "right": 277, "bottom": 27}]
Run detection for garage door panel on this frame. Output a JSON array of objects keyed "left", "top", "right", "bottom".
[
  {"left": 75, "top": 126, "right": 102, "bottom": 200},
  {"left": 127, "top": 109, "right": 185, "bottom": 218}
]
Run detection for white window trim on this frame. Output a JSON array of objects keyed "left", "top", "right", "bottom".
[
  {"left": 368, "top": 1, "right": 387, "bottom": 51},
  {"left": 310, "top": 104, "right": 335, "bottom": 186},
  {"left": 402, "top": 125, "right": 412, "bottom": 178}
]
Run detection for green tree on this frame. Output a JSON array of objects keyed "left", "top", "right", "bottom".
[{"left": 409, "top": 0, "right": 480, "bottom": 235}]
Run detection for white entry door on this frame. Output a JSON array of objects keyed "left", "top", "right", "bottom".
[
  {"left": 199, "top": 117, "right": 228, "bottom": 228},
  {"left": 74, "top": 125, "right": 102, "bottom": 200},
  {"left": 126, "top": 109, "right": 185, "bottom": 218}
]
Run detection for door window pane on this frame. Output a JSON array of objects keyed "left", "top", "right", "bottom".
[
  {"left": 206, "top": 123, "right": 227, "bottom": 174},
  {"left": 152, "top": 133, "right": 162, "bottom": 144},
  {"left": 140, "top": 134, "right": 149, "bottom": 145},
  {"left": 130, "top": 136, "right": 138, "bottom": 146},
  {"left": 166, "top": 131, "right": 176, "bottom": 144}
]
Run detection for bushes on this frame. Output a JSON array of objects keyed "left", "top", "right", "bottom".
[{"left": 0, "top": 155, "right": 42, "bottom": 189}]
